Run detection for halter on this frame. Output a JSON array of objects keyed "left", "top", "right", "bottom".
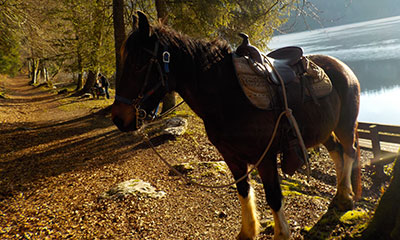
[{"left": 115, "top": 40, "right": 171, "bottom": 129}]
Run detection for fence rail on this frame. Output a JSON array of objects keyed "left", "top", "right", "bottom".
[{"left": 357, "top": 122, "right": 400, "bottom": 176}]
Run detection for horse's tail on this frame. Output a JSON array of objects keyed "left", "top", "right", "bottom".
[{"left": 351, "top": 129, "right": 362, "bottom": 200}]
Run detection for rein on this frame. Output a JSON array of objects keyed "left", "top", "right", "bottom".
[{"left": 138, "top": 109, "right": 287, "bottom": 189}]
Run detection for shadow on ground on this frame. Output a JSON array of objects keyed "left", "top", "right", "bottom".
[{"left": 0, "top": 109, "right": 144, "bottom": 200}]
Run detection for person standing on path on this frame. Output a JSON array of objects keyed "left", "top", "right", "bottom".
[{"left": 98, "top": 73, "right": 110, "bottom": 99}]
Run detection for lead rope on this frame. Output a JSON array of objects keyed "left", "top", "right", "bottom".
[
  {"left": 138, "top": 56, "right": 310, "bottom": 189},
  {"left": 138, "top": 110, "right": 286, "bottom": 189},
  {"left": 264, "top": 56, "right": 311, "bottom": 181}
]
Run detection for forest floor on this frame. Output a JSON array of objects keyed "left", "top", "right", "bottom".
[{"left": 0, "top": 75, "right": 394, "bottom": 239}]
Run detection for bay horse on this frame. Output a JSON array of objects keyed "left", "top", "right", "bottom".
[{"left": 111, "top": 12, "right": 361, "bottom": 240}]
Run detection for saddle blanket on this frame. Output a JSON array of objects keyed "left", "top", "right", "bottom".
[{"left": 233, "top": 56, "right": 332, "bottom": 110}]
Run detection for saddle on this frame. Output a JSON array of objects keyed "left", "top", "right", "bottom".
[
  {"left": 233, "top": 33, "right": 333, "bottom": 175},
  {"left": 236, "top": 33, "right": 306, "bottom": 86},
  {"left": 236, "top": 33, "right": 263, "bottom": 64},
  {"left": 234, "top": 33, "right": 332, "bottom": 109}
]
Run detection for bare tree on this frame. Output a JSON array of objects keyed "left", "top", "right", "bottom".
[{"left": 113, "top": 0, "right": 126, "bottom": 87}]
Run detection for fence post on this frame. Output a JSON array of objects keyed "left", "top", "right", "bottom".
[{"left": 370, "top": 125, "right": 384, "bottom": 178}]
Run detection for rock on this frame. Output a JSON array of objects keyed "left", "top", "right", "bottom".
[
  {"left": 100, "top": 179, "right": 166, "bottom": 200},
  {"left": 169, "top": 162, "right": 195, "bottom": 176},
  {"left": 162, "top": 117, "right": 188, "bottom": 136}
]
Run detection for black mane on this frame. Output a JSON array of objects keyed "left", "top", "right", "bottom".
[
  {"left": 156, "top": 25, "right": 231, "bottom": 65},
  {"left": 126, "top": 24, "right": 232, "bottom": 71}
]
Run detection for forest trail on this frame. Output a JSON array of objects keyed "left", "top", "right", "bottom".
[
  {"left": 0, "top": 76, "right": 62, "bottom": 125},
  {"left": 0, "top": 76, "right": 388, "bottom": 239},
  {"left": 0, "top": 76, "right": 95, "bottom": 126}
]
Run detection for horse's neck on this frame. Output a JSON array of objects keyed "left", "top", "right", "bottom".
[{"left": 173, "top": 53, "right": 236, "bottom": 121}]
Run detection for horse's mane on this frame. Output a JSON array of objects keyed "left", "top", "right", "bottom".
[{"left": 129, "top": 23, "right": 232, "bottom": 71}]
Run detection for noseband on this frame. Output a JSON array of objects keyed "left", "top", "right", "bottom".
[{"left": 115, "top": 40, "right": 171, "bottom": 129}]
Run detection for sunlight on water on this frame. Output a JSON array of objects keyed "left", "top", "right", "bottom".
[
  {"left": 269, "top": 16, "right": 400, "bottom": 62},
  {"left": 360, "top": 87, "right": 400, "bottom": 125},
  {"left": 269, "top": 16, "right": 400, "bottom": 125}
]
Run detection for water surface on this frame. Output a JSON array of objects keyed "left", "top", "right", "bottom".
[{"left": 269, "top": 16, "right": 400, "bottom": 125}]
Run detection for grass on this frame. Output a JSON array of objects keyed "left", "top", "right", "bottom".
[
  {"left": 281, "top": 179, "right": 304, "bottom": 196},
  {"left": 339, "top": 209, "right": 369, "bottom": 225}
]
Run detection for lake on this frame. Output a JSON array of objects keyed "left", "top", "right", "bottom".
[{"left": 269, "top": 16, "right": 400, "bottom": 125}]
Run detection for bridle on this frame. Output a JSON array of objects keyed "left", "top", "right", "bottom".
[{"left": 115, "top": 40, "right": 171, "bottom": 129}]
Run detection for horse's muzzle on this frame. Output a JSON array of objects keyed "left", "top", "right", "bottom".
[
  {"left": 111, "top": 103, "right": 138, "bottom": 132},
  {"left": 112, "top": 116, "right": 138, "bottom": 132}
]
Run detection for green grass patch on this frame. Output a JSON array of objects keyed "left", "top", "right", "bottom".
[{"left": 339, "top": 209, "right": 369, "bottom": 225}]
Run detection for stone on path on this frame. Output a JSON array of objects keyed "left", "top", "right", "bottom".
[
  {"left": 100, "top": 179, "right": 166, "bottom": 200},
  {"left": 162, "top": 117, "right": 188, "bottom": 136}
]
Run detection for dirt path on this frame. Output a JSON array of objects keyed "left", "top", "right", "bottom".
[
  {"left": 0, "top": 76, "right": 389, "bottom": 239},
  {"left": 0, "top": 76, "right": 59, "bottom": 125}
]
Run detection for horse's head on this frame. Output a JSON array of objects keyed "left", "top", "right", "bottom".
[{"left": 112, "top": 12, "right": 170, "bottom": 132}]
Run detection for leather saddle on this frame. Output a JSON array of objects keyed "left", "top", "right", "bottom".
[
  {"left": 234, "top": 34, "right": 316, "bottom": 176},
  {"left": 235, "top": 33, "right": 306, "bottom": 85}
]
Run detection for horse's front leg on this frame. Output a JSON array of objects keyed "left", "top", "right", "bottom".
[
  {"left": 258, "top": 156, "right": 290, "bottom": 240},
  {"left": 225, "top": 160, "right": 259, "bottom": 240}
]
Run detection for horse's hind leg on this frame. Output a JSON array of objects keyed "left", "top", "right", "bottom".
[
  {"left": 224, "top": 159, "right": 259, "bottom": 240},
  {"left": 324, "top": 130, "right": 360, "bottom": 211}
]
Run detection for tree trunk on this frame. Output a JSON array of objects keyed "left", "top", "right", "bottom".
[
  {"left": 112, "top": 0, "right": 126, "bottom": 87},
  {"left": 161, "top": 92, "right": 176, "bottom": 112},
  {"left": 28, "top": 60, "right": 32, "bottom": 79},
  {"left": 155, "top": 0, "right": 168, "bottom": 21},
  {"left": 77, "top": 71, "right": 84, "bottom": 90},
  {"left": 360, "top": 149, "right": 400, "bottom": 240},
  {"left": 76, "top": 48, "right": 84, "bottom": 90},
  {"left": 82, "top": 70, "right": 96, "bottom": 93},
  {"left": 30, "top": 58, "right": 40, "bottom": 85},
  {"left": 155, "top": 0, "right": 176, "bottom": 113}
]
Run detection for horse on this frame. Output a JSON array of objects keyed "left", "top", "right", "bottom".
[{"left": 111, "top": 11, "right": 361, "bottom": 240}]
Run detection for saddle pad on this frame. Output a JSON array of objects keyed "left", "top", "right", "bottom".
[
  {"left": 233, "top": 56, "right": 333, "bottom": 110},
  {"left": 233, "top": 56, "right": 275, "bottom": 110},
  {"left": 302, "top": 58, "right": 332, "bottom": 97}
]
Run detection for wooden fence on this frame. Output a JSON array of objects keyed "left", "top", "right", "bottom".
[{"left": 358, "top": 122, "right": 400, "bottom": 177}]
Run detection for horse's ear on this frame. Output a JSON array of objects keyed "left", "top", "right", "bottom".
[
  {"left": 137, "top": 11, "right": 150, "bottom": 37},
  {"left": 132, "top": 14, "right": 138, "bottom": 31}
]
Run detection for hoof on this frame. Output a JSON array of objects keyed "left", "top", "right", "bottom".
[{"left": 329, "top": 195, "right": 354, "bottom": 211}]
